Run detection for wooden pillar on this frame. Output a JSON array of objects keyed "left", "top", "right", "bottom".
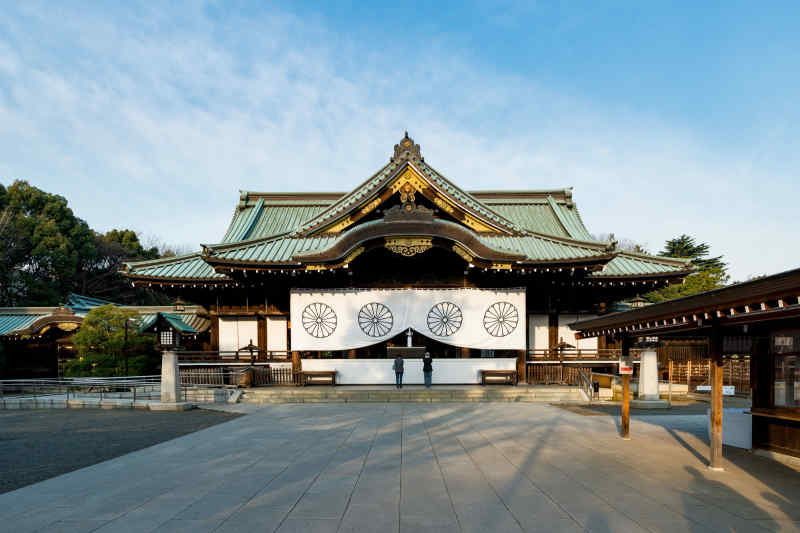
[
  {"left": 621, "top": 374, "right": 631, "bottom": 439},
  {"left": 709, "top": 327, "right": 724, "bottom": 470},
  {"left": 687, "top": 359, "right": 692, "bottom": 392},
  {"left": 517, "top": 350, "right": 526, "bottom": 385},
  {"left": 668, "top": 359, "right": 673, "bottom": 403},
  {"left": 291, "top": 351, "right": 300, "bottom": 373},
  {"left": 348, "top": 349, "right": 357, "bottom": 359},
  {"left": 461, "top": 347, "right": 470, "bottom": 359},
  {"left": 621, "top": 336, "right": 631, "bottom": 440}
]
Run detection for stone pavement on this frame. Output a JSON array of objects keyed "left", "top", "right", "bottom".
[{"left": 2, "top": 403, "right": 799, "bottom": 532}]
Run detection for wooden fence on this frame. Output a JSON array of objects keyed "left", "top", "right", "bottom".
[
  {"left": 527, "top": 365, "right": 587, "bottom": 385},
  {"left": 668, "top": 358, "right": 750, "bottom": 393},
  {"left": 179, "top": 365, "right": 298, "bottom": 387}
]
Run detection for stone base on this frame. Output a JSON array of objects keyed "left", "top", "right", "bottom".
[
  {"left": 148, "top": 402, "right": 196, "bottom": 412},
  {"left": 630, "top": 399, "right": 671, "bottom": 409}
]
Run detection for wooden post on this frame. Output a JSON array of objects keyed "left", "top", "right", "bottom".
[
  {"left": 461, "top": 347, "right": 470, "bottom": 359},
  {"left": 668, "top": 359, "right": 673, "bottom": 403},
  {"left": 709, "top": 327, "right": 724, "bottom": 470},
  {"left": 348, "top": 349, "right": 356, "bottom": 359},
  {"left": 621, "top": 335, "right": 631, "bottom": 440},
  {"left": 687, "top": 359, "right": 692, "bottom": 392},
  {"left": 621, "top": 374, "right": 631, "bottom": 440},
  {"left": 517, "top": 350, "right": 526, "bottom": 385}
]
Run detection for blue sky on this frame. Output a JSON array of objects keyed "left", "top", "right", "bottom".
[{"left": 0, "top": 1, "right": 798, "bottom": 281}]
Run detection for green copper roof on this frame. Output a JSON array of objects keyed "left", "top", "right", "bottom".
[
  {"left": 125, "top": 253, "right": 229, "bottom": 280},
  {"left": 478, "top": 235, "right": 608, "bottom": 262},
  {"left": 204, "top": 218, "right": 606, "bottom": 265},
  {"left": 222, "top": 202, "right": 331, "bottom": 243},
  {"left": 590, "top": 252, "right": 692, "bottom": 278},
  {"left": 0, "top": 313, "right": 48, "bottom": 336},
  {"left": 138, "top": 312, "right": 199, "bottom": 334},
  {"left": 210, "top": 235, "right": 338, "bottom": 263},
  {"left": 124, "top": 136, "right": 688, "bottom": 282},
  {"left": 65, "top": 294, "right": 114, "bottom": 315}
]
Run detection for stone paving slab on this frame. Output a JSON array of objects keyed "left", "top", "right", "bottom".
[{"left": 2, "top": 403, "right": 800, "bottom": 532}]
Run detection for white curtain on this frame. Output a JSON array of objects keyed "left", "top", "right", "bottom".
[
  {"left": 290, "top": 288, "right": 526, "bottom": 351},
  {"left": 267, "top": 316, "right": 288, "bottom": 352},
  {"left": 218, "top": 317, "right": 258, "bottom": 352}
]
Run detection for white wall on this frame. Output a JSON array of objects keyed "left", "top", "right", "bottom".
[
  {"left": 528, "top": 315, "right": 549, "bottom": 351},
  {"left": 301, "top": 358, "right": 517, "bottom": 385},
  {"left": 267, "top": 316, "right": 288, "bottom": 352},
  {"left": 558, "top": 314, "right": 597, "bottom": 350},
  {"left": 218, "top": 317, "right": 259, "bottom": 352}
]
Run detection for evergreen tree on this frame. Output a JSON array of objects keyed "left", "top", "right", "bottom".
[{"left": 645, "top": 234, "right": 729, "bottom": 303}]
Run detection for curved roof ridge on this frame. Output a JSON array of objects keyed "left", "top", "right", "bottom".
[
  {"left": 414, "top": 160, "right": 525, "bottom": 234},
  {"left": 615, "top": 249, "right": 694, "bottom": 266},
  {"left": 124, "top": 251, "right": 203, "bottom": 270}
]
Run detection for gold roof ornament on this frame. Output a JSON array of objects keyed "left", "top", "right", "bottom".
[{"left": 385, "top": 237, "right": 432, "bottom": 257}]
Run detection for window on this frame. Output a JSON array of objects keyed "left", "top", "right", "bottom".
[
  {"left": 773, "top": 331, "right": 799, "bottom": 407},
  {"left": 160, "top": 329, "right": 173, "bottom": 346}
]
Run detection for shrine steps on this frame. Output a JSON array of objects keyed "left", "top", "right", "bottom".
[{"left": 239, "top": 385, "right": 585, "bottom": 404}]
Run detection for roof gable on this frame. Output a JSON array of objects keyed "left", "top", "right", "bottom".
[{"left": 293, "top": 134, "right": 526, "bottom": 237}]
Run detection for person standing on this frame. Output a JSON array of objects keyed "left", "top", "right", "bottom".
[
  {"left": 422, "top": 351, "right": 433, "bottom": 388},
  {"left": 393, "top": 354, "right": 404, "bottom": 389}
]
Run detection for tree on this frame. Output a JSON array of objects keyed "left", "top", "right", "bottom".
[
  {"left": 592, "top": 233, "right": 649, "bottom": 254},
  {"left": 644, "top": 268, "right": 730, "bottom": 304},
  {"left": 0, "top": 181, "right": 96, "bottom": 305},
  {"left": 81, "top": 229, "right": 165, "bottom": 304},
  {"left": 658, "top": 234, "right": 726, "bottom": 271},
  {"left": 645, "top": 234, "right": 729, "bottom": 303},
  {"left": 67, "top": 304, "right": 156, "bottom": 376},
  {"left": 0, "top": 180, "right": 171, "bottom": 305}
]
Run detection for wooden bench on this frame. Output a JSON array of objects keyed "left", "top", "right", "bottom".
[
  {"left": 480, "top": 369, "right": 517, "bottom": 386},
  {"left": 300, "top": 370, "right": 337, "bottom": 386}
]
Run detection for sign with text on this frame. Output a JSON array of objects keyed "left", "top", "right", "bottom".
[{"left": 618, "top": 357, "right": 634, "bottom": 375}]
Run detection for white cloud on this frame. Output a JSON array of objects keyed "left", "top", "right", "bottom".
[{"left": 0, "top": 3, "right": 796, "bottom": 281}]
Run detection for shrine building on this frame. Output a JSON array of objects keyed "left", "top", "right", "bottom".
[{"left": 122, "top": 133, "right": 692, "bottom": 385}]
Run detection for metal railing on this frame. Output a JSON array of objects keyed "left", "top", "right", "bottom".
[
  {"left": 576, "top": 368, "right": 594, "bottom": 403},
  {"left": 0, "top": 376, "right": 161, "bottom": 402}
]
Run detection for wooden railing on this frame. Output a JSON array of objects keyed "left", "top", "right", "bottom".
[
  {"left": 527, "top": 365, "right": 588, "bottom": 385},
  {"left": 526, "top": 348, "right": 641, "bottom": 361},
  {"left": 179, "top": 365, "right": 299, "bottom": 387},
  {"left": 177, "top": 350, "right": 291, "bottom": 363}
]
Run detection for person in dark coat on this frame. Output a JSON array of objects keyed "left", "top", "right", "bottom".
[
  {"left": 392, "top": 355, "right": 404, "bottom": 389},
  {"left": 422, "top": 351, "right": 433, "bottom": 388}
]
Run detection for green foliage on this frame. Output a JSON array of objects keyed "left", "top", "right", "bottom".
[
  {"left": 0, "top": 180, "right": 171, "bottom": 306},
  {"left": 68, "top": 304, "right": 156, "bottom": 375},
  {"left": 644, "top": 234, "right": 729, "bottom": 303},
  {"left": 62, "top": 352, "right": 159, "bottom": 377},
  {"left": 73, "top": 304, "right": 153, "bottom": 357},
  {"left": 658, "top": 234, "right": 726, "bottom": 272},
  {"left": 644, "top": 268, "right": 730, "bottom": 304}
]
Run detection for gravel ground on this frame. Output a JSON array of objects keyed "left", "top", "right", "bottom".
[{"left": 0, "top": 408, "right": 241, "bottom": 494}]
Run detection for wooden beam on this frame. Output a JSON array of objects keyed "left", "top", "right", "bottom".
[{"left": 709, "top": 326, "right": 724, "bottom": 470}]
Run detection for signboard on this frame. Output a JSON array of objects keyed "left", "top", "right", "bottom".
[
  {"left": 618, "top": 357, "right": 634, "bottom": 375},
  {"left": 696, "top": 385, "right": 735, "bottom": 396}
]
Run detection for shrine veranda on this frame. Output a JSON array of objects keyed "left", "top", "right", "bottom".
[{"left": 123, "top": 134, "right": 692, "bottom": 384}]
